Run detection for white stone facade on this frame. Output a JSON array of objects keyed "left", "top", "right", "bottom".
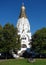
[{"left": 17, "top": 5, "right": 31, "bottom": 55}]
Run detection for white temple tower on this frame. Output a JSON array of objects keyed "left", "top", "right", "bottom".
[{"left": 17, "top": 4, "right": 31, "bottom": 55}]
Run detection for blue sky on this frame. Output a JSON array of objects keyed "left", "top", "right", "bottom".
[{"left": 0, "top": 0, "right": 46, "bottom": 34}]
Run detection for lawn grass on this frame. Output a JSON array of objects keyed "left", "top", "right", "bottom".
[{"left": 0, "top": 59, "right": 46, "bottom": 65}]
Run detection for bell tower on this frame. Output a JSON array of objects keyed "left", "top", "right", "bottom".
[{"left": 17, "top": 3, "right": 31, "bottom": 55}]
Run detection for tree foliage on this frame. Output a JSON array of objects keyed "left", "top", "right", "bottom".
[
  {"left": 0, "top": 23, "right": 21, "bottom": 53},
  {"left": 32, "top": 28, "right": 46, "bottom": 53},
  {"left": 0, "top": 25, "right": 3, "bottom": 52}
]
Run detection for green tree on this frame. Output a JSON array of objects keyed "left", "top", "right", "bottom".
[
  {"left": 0, "top": 25, "right": 3, "bottom": 52},
  {"left": 32, "top": 28, "right": 46, "bottom": 53},
  {"left": 0, "top": 23, "right": 21, "bottom": 59},
  {"left": 3, "top": 23, "right": 21, "bottom": 52}
]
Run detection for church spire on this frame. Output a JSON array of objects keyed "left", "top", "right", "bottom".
[{"left": 19, "top": 3, "right": 27, "bottom": 18}]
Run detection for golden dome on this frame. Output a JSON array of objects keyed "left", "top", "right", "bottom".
[{"left": 19, "top": 3, "right": 27, "bottom": 18}]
